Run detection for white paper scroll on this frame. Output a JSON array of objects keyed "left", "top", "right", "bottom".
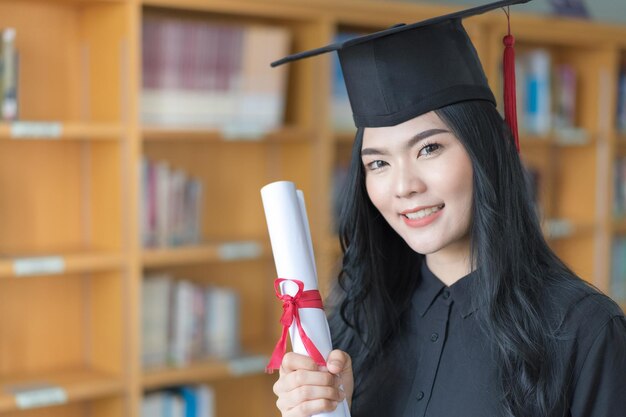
[{"left": 261, "top": 181, "right": 351, "bottom": 417}]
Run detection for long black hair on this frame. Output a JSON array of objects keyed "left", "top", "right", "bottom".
[{"left": 328, "top": 100, "right": 593, "bottom": 417}]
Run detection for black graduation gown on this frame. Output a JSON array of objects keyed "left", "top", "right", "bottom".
[{"left": 350, "top": 262, "right": 626, "bottom": 417}]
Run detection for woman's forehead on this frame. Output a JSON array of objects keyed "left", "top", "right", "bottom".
[{"left": 362, "top": 111, "right": 448, "bottom": 144}]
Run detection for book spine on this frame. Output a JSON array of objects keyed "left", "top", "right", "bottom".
[
  {"left": 617, "top": 69, "right": 626, "bottom": 133},
  {"left": 2, "top": 28, "right": 18, "bottom": 121},
  {"left": 523, "top": 49, "right": 552, "bottom": 136}
]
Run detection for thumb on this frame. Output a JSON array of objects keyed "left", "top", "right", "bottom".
[{"left": 326, "top": 349, "right": 352, "bottom": 377}]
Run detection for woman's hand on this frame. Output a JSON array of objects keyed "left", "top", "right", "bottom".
[{"left": 273, "top": 349, "right": 354, "bottom": 417}]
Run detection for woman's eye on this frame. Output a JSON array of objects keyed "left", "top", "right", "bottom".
[
  {"left": 418, "top": 143, "right": 441, "bottom": 157},
  {"left": 366, "top": 160, "right": 387, "bottom": 171}
]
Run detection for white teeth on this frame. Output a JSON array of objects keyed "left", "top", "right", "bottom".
[{"left": 404, "top": 205, "right": 443, "bottom": 219}]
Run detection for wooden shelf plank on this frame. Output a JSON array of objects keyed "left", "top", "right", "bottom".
[
  {"left": 142, "top": 241, "right": 270, "bottom": 268},
  {"left": 520, "top": 130, "right": 595, "bottom": 148},
  {"left": 0, "top": 368, "right": 123, "bottom": 412},
  {"left": 0, "top": 122, "right": 122, "bottom": 141},
  {"left": 142, "top": 125, "right": 312, "bottom": 143},
  {"left": 142, "top": 353, "right": 269, "bottom": 390},
  {"left": 543, "top": 219, "right": 596, "bottom": 240},
  {"left": 0, "top": 250, "right": 124, "bottom": 278}
]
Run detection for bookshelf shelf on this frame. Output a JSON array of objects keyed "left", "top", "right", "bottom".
[
  {"left": 0, "top": 251, "right": 124, "bottom": 279},
  {"left": 143, "top": 360, "right": 229, "bottom": 391},
  {"left": 142, "top": 354, "right": 269, "bottom": 390},
  {"left": 142, "top": 241, "right": 271, "bottom": 268},
  {"left": 141, "top": 0, "right": 312, "bottom": 20},
  {"left": 520, "top": 132, "right": 595, "bottom": 148},
  {"left": 543, "top": 219, "right": 597, "bottom": 240},
  {"left": 142, "top": 126, "right": 313, "bottom": 143},
  {"left": 0, "top": 368, "right": 123, "bottom": 413},
  {"left": 0, "top": 122, "right": 123, "bottom": 141}
]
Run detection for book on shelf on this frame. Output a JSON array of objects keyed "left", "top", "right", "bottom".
[
  {"left": 142, "top": 274, "right": 241, "bottom": 369},
  {"left": 142, "top": 274, "right": 173, "bottom": 367},
  {"left": 553, "top": 63, "right": 577, "bottom": 130},
  {"left": 611, "top": 237, "right": 626, "bottom": 303},
  {"left": 1, "top": 27, "right": 18, "bottom": 121},
  {"left": 141, "top": 15, "right": 290, "bottom": 137},
  {"left": 142, "top": 384, "right": 215, "bottom": 417},
  {"left": 521, "top": 49, "right": 552, "bottom": 136},
  {"left": 548, "top": 0, "right": 590, "bottom": 19},
  {"left": 512, "top": 48, "right": 586, "bottom": 142},
  {"left": 204, "top": 285, "right": 239, "bottom": 358},
  {"left": 331, "top": 163, "right": 349, "bottom": 233},
  {"left": 617, "top": 66, "right": 626, "bottom": 134},
  {"left": 614, "top": 157, "right": 626, "bottom": 218},
  {"left": 170, "top": 279, "right": 196, "bottom": 367},
  {"left": 331, "top": 32, "right": 363, "bottom": 132},
  {"left": 141, "top": 157, "right": 203, "bottom": 248}
]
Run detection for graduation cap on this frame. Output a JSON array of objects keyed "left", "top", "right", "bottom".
[{"left": 272, "top": 0, "right": 532, "bottom": 151}]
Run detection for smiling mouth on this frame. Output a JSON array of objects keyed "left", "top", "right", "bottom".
[{"left": 402, "top": 204, "right": 445, "bottom": 220}]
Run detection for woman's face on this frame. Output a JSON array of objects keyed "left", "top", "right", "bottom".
[{"left": 362, "top": 111, "right": 474, "bottom": 263}]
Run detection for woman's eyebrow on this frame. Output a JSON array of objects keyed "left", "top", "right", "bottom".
[
  {"left": 405, "top": 128, "right": 450, "bottom": 150},
  {"left": 361, "top": 128, "right": 449, "bottom": 156},
  {"left": 361, "top": 146, "right": 387, "bottom": 156}
]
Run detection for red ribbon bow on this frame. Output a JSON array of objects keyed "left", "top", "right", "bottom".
[{"left": 266, "top": 278, "right": 326, "bottom": 373}]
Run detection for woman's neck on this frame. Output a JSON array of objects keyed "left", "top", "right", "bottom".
[{"left": 425, "top": 250, "right": 472, "bottom": 286}]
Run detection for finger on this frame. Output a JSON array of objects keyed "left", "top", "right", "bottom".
[
  {"left": 280, "top": 352, "right": 319, "bottom": 376},
  {"left": 285, "top": 398, "right": 342, "bottom": 417},
  {"left": 279, "top": 384, "right": 346, "bottom": 410},
  {"left": 282, "top": 369, "right": 338, "bottom": 392},
  {"left": 326, "top": 350, "right": 353, "bottom": 376}
]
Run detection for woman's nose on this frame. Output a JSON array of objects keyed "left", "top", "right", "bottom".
[{"left": 394, "top": 165, "right": 426, "bottom": 198}]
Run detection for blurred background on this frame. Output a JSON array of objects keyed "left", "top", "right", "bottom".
[{"left": 0, "top": 0, "right": 625, "bottom": 416}]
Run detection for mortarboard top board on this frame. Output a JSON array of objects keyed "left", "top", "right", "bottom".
[{"left": 271, "top": 0, "right": 532, "bottom": 129}]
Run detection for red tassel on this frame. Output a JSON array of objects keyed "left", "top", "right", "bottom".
[{"left": 503, "top": 8, "right": 520, "bottom": 153}]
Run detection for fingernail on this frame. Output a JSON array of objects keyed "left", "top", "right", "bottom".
[
  {"left": 338, "top": 383, "right": 345, "bottom": 392},
  {"left": 318, "top": 365, "right": 328, "bottom": 372}
]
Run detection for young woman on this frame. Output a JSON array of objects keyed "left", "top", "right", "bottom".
[
  {"left": 274, "top": 100, "right": 626, "bottom": 417},
  {"left": 269, "top": 1, "right": 626, "bottom": 416}
]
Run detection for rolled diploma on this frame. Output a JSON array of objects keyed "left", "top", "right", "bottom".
[{"left": 261, "top": 181, "right": 350, "bottom": 417}]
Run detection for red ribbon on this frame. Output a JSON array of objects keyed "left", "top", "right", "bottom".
[{"left": 266, "top": 278, "right": 326, "bottom": 373}]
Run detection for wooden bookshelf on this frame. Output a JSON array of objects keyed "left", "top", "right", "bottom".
[
  {"left": 142, "top": 353, "right": 269, "bottom": 390},
  {"left": 0, "top": 122, "right": 123, "bottom": 141},
  {"left": 142, "top": 125, "right": 313, "bottom": 143},
  {"left": 142, "top": 241, "right": 270, "bottom": 267},
  {"left": 521, "top": 131, "right": 596, "bottom": 148},
  {"left": 0, "top": 0, "right": 131, "bottom": 416},
  {"left": 2, "top": 0, "right": 626, "bottom": 416},
  {"left": 0, "top": 369, "right": 123, "bottom": 413},
  {"left": 0, "top": 251, "right": 123, "bottom": 279}
]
